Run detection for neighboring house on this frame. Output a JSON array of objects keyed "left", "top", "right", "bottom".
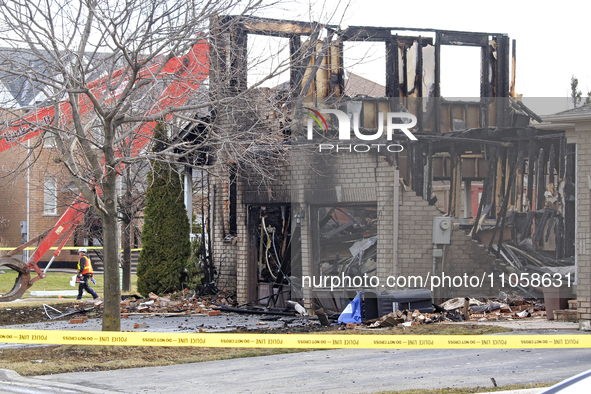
[
  {"left": 344, "top": 72, "right": 385, "bottom": 97},
  {"left": 541, "top": 104, "right": 591, "bottom": 330},
  {"left": 0, "top": 49, "right": 104, "bottom": 268},
  {"left": 0, "top": 118, "right": 82, "bottom": 267}
]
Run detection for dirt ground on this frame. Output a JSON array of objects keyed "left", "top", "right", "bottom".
[{"left": 0, "top": 302, "right": 102, "bottom": 326}]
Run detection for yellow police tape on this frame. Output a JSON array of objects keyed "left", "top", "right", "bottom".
[{"left": 0, "top": 330, "right": 588, "bottom": 349}]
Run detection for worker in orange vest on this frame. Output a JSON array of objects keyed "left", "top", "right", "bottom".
[{"left": 76, "top": 247, "right": 102, "bottom": 305}]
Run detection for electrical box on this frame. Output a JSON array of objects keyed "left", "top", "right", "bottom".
[
  {"left": 432, "top": 248, "right": 444, "bottom": 258},
  {"left": 432, "top": 217, "right": 452, "bottom": 244},
  {"left": 20, "top": 221, "right": 27, "bottom": 235}
]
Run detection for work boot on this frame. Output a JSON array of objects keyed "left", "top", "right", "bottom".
[{"left": 94, "top": 297, "right": 103, "bottom": 306}]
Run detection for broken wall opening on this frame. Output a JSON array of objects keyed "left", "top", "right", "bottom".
[
  {"left": 248, "top": 205, "right": 292, "bottom": 307},
  {"left": 315, "top": 205, "right": 378, "bottom": 278}
]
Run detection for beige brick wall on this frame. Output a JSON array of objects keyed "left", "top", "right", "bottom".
[{"left": 566, "top": 126, "right": 591, "bottom": 329}]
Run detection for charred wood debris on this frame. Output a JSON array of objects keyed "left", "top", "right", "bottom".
[{"left": 52, "top": 289, "right": 549, "bottom": 330}]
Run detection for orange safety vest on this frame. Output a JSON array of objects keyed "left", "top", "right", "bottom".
[{"left": 78, "top": 255, "right": 94, "bottom": 275}]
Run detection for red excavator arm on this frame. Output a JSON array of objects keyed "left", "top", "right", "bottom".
[{"left": 0, "top": 42, "right": 209, "bottom": 301}]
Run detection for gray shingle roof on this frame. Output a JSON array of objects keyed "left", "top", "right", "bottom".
[
  {"left": 553, "top": 103, "right": 591, "bottom": 116},
  {"left": 0, "top": 47, "right": 114, "bottom": 109},
  {"left": 344, "top": 72, "right": 385, "bottom": 97}
]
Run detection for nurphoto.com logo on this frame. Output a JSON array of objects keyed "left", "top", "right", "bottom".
[{"left": 304, "top": 108, "right": 418, "bottom": 153}]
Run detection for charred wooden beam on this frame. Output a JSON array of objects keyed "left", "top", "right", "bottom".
[
  {"left": 527, "top": 141, "right": 537, "bottom": 210},
  {"left": 545, "top": 209, "right": 557, "bottom": 243},
  {"left": 492, "top": 148, "right": 505, "bottom": 217},
  {"left": 417, "top": 36, "right": 424, "bottom": 130},
  {"left": 515, "top": 142, "right": 526, "bottom": 210},
  {"left": 534, "top": 209, "right": 552, "bottom": 246},
  {"left": 338, "top": 27, "right": 434, "bottom": 45},
  {"left": 471, "top": 147, "right": 498, "bottom": 238},
  {"left": 484, "top": 147, "right": 496, "bottom": 207},
  {"left": 418, "top": 135, "right": 511, "bottom": 147},
  {"left": 230, "top": 26, "right": 248, "bottom": 93},
  {"left": 426, "top": 142, "right": 433, "bottom": 202},
  {"left": 510, "top": 39, "right": 516, "bottom": 97},
  {"left": 402, "top": 43, "right": 408, "bottom": 97},
  {"left": 559, "top": 135, "right": 566, "bottom": 181},
  {"left": 536, "top": 148, "right": 545, "bottom": 211},
  {"left": 340, "top": 27, "right": 392, "bottom": 41},
  {"left": 242, "top": 18, "right": 313, "bottom": 36},
  {"left": 449, "top": 145, "right": 462, "bottom": 217},
  {"left": 434, "top": 32, "right": 441, "bottom": 132},
  {"left": 555, "top": 216, "right": 564, "bottom": 259},
  {"left": 520, "top": 211, "right": 535, "bottom": 240},
  {"left": 299, "top": 32, "right": 335, "bottom": 97},
  {"left": 493, "top": 147, "right": 522, "bottom": 252},
  {"left": 480, "top": 43, "right": 492, "bottom": 128},
  {"left": 439, "top": 32, "right": 489, "bottom": 46},
  {"left": 290, "top": 36, "right": 302, "bottom": 99},
  {"left": 386, "top": 36, "right": 400, "bottom": 98},
  {"left": 337, "top": 41, "right": 345, "bottom": 96},
  {"left": 548, "top": 143, "right": 556, "bottom": 193}
]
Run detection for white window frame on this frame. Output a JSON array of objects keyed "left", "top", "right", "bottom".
[{"left": 43, "top": 177, "right": 57, "bottom": 215}]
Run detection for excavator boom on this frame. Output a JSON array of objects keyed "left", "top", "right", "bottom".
[{"left": 0, "top": 42, "right": 209, "bottom": 301}]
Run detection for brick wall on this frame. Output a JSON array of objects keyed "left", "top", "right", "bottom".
[
  {"left": 444, "top": 226, "right": 501, "bottom": 299},
  {"left": 0, "top": 148, "right": 28, "bottom": 250},
  {"left": 397, "top": 192, "right": 438, "bottom": 280},
  {"left": 0, "top": 144, "right": 78, "bottom": 265},
  {"left": 211, "top": 164, "right": 238, "bottom": 295},
  {"left": 566, "top": 125, "right": 591, "bottom": 330}
]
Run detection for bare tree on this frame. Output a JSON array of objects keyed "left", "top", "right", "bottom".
[{"left": 0, "top": 0, "right": 328, "bottom": 330}]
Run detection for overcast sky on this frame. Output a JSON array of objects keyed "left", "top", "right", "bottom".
[{"left": 255, "top": 0, "right": 586, "bottom": 114}]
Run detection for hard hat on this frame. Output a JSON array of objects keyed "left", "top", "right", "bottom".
[{"left": 78, "top": 247, "right": 87, "bottom": 253}]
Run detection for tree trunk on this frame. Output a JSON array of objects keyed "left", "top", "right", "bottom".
[
  {"left": 102, "top": 144, "right": 121, "bottom": 331},
  {"left": 122, "top": 218, "right": 131, "bottom": 293}
]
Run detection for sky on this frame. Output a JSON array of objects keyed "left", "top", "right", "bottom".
[{"left": 253, "top": 0, "right": 588, "bottom": 115}]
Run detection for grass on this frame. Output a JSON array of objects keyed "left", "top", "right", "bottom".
[
  {"left": 374, "top": 381, "right": 556, "bottom": 393},
  {"left": 0, "top": 271, "right": 138, "bottom": 304},
  {"left": 0, "top": 345, "right": 304, "bottom": 376},
  {"left": 322, "top": 324, "right": 511, "bottom": 336}
]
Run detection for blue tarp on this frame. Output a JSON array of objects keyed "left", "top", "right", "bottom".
[{"left": 338, "top": 291, "right": 362, "bottom": 324}]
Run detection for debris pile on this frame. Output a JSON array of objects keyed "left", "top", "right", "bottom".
[
  {"left": 369, "top": 309, "right": 445, "bottom": 328},
  {"left": 115, "top": 290, "right": 236, "bottom": 315},
  {"left": 440, "top": 297, "right": 546, "bottom": 322},
  {"left": 363, "top": 296, "right": 546, "bottom": 328}
]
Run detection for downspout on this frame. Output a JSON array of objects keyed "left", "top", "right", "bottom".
[
  {"left": 184, "top": 166, "right": 193, "bottom": 233},
  {"left": 392, "top": 169, "right": 399, "bottom": 284},
  {"left": 25, "top": 139, "right": 30, "bottom": 263}
]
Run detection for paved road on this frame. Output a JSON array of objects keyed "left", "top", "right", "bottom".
[{"left": 2, "top": 345, "right": 590, "bottom": 394}]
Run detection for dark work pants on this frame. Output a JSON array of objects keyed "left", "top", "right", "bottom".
[{"left": 77, "top": 274, "right": 98, "bottom": 299}]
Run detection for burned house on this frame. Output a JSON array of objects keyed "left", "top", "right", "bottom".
[{"left": 203, "top": 17, "right": 583, "bottom": 327}]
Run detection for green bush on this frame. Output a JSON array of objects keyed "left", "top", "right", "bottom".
[
  {"left": 136, "top": 123, "right": 190, "bottom": 296},
  {"left": 184, "top": 235, "right": 204, "bottom": 291}
]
